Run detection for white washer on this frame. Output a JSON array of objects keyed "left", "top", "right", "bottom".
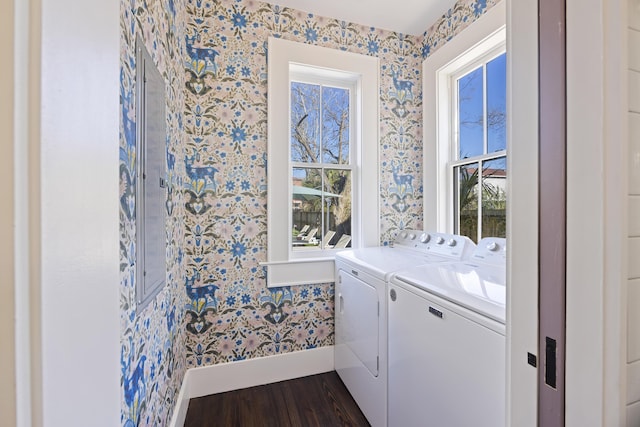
[
  {"left": 388, "top": 237, "right": 507, "bottom": 427},
  {"left": 334, "top": 230, "right": 475, "bottom": 427}
]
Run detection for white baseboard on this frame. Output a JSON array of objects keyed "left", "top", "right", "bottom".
[
  {"left": 169, "top": 346, "right": 335, "bottom": 427},
  {"left": 168, "top": 369, "right": 191, "bottom": 427}
]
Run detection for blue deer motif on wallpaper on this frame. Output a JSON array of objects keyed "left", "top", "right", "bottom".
[
  {"left": 389, "top": 160, "right": 414, "bottom": 213},
  {"left": 185, "top": 34, "right": 218, "bottom": 95},
  {"left": 185, "top": 34, "right": 219, "bottom": 77},
  {"left": 184, "top": 154, "right": 218, "bottom": 215},
  {"left": 185, "top": 273, "right": 219, "bottom": 335},
  {"left": 388, "top": 65, "right": 415, "bottom": 118}
]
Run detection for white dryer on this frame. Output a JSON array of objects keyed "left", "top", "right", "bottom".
[
  {"left": 388, "top": 237, "right": 507, "bottom": 427},
  {"left": 334, "top": 230, "right": 475, "bottom": 427}
]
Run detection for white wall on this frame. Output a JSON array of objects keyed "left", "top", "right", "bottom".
[
  {"left": 627, "top": 1, "right": 640, "bottom": 423},
  {"left": 40, "top": 0, "right": 121, "bottom": 425},
  {"left": 566, "top": 0, "right": 627, "bottom": 425},
  {"left": 506, "top": 0, "right": 539, "bottom": 424},
  {"left": 566, "top": 0, "right": 604, "bottom": 424}
]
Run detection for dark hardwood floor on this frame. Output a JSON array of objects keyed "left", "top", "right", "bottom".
[{"left": 184, "top": 371, "right": 370, "bottom": 427}]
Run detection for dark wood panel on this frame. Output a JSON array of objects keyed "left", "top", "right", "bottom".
[
  {"left": 184, "top": 371, "right": 370, "bottom": 427},
  {"left": 538, "top": 0, "right": 566, "bottom": 425}
]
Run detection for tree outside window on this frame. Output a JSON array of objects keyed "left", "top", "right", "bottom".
[
  {"left": 290, "top": 80, "right": 353, "bottom": 249},
  {"left": 453, "top": 51, "right": 507, "bottom": 242}
]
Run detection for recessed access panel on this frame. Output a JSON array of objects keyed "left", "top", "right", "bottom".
[{"left": 136, "top": 35, "right": 167, "bottom": 311}]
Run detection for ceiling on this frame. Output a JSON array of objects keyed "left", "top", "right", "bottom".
[{"left": 269, "top": 0, "right": 459, "bottom": 36}]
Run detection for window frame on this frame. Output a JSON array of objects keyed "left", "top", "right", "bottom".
[
  {"left": 449, "top": 48, "right": 507, "bottom": 241},
  {"left": 265, "top": 37, "right": 379, "bottom": 288},
  {"left": 289, "top": 69, "right": 357, "bottom": 259},
  {"left": 422, "top": 4, "right": 506, "bottom": 236}
]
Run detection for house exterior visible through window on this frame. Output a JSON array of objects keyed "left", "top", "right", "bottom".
[
  {"left": 451, "top": 50, "right": 506, "bottom": 242},
  {"left": 290, "top": 72, "right": 355, "bottom": 251}
]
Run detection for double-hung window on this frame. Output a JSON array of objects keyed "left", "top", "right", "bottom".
[
  {"left": 451, "top": 49, "right": 506, "bottom": 242},
  {"left": 290, "top": 69, "right": 355, "bottom": 253},
  {"left": 265, "top": 37, "right": 379, "bottom": 287},
  {"left": 423, "top": 3, "right": 506, "bottom": 243}
]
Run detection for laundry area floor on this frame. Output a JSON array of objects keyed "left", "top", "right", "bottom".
[{"left": 184, "top": 371, "right": 370, "bottom": 427}]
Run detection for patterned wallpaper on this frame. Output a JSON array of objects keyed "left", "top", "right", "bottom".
[
  {"left": 119, "top": 0, "right": 497, "bottom": 425},
  {"left": 181, "top": 0, "right": 427, "bottom": 369},
  {"left": 119, "top": 0, "right": 188, "bottom": 425},
  {"left": 421, "top": 0, "right": 498, "bottom": 59},
  {"left": 180, "top": 0, "right": 497, "bottom": 370}
]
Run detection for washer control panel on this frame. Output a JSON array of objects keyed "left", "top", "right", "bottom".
[
  {"left": 470, "top": 237, "right": 507, "bottom": 265},
  {"left": 393, "top": 229, "right": 476, "bottom": 261}
]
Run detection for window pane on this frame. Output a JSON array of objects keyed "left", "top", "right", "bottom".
[
  {"left": 487, "top": 53, "right": 507, "bottom": 153},
  {"left": 291, "top": 82, "right": 320, "bottom": 162},
  {"left": 324, "top": 169, "right": 351, "bottom": 248},
  {"left": 455, "top": 162, "right": 479, "bottom": 242},
  {"left": 292, "top": 167, "right": 322, "bottom": 251},
  {"left": 458, "top": 67, "right": 484, "bottom": 159},
  {"left": 291, "top": 167, "right": 352, "bottom": 250},
  {"left": 322, "top": 86, "right": 350, "bottom": 164},
  {"left": 481, "top": 157, "right": 507, "bottom": 238}
]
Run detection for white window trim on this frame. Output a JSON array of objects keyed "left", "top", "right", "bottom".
[
  {"left": 264, "top": 37, "right": 379, "bottom": 288},
  {"left": 423, "top": 1, "right": 506, "bottom": 233}
]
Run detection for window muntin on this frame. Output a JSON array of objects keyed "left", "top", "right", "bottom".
[
  {"left": 450, "top": 50, "right": 507, "bottom": 242},
  {"left": 290, "top": 72, "right": 355, "bottom": 252}
]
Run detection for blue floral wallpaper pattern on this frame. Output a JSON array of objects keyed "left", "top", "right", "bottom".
[
  {"left": 180, "top": 0, "right": 427, "bottom": 369},
  {"left": 119, "top": 0, "right": 498, "bottom": 425},
  {"left": 119, "top": 0, "right": 188, "bottom": 425},
  {"left": 421, "top": 0, "right": 496, "bottom": 58},
  {"left": 180, "top": 0, "right": 497, "bottom": 369}
]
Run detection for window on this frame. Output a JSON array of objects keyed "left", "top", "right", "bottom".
[
  {"left": 423, "top": 3, "right": 506, "bottom": 243},
  {"left": 451, "top": 50, "right": 506, "bottom": 242},
  {"left": 135, "top": 36, "right": 167, "bottom": 311},
  {"left": 265, "top": 37, "right": 379, "bottom": 287},
  {"left": 290, "top": 68, "right": 355, "bottom": 253}
]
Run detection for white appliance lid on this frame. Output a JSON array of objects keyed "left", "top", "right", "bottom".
[
  {"left": 393, "top": 261, "right": 506, "bottom": 324},
  {"left": 336, "top": 246, "right": 455, "bottom": 280}
]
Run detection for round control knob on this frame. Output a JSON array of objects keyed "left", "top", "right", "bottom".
[
  {"left": 486, "top": 241, "right": 499, "bottom": 252},
  {"left": 447, "top": 238, "right": 457, "bottom": 247},
  {"left": 420, "top": 233, "right": 431, "bottom": 243},
  {"left": 409, "top": 233, "right": 416, "bottom": 240},
  {"left": 436, "top": 236, "right": 445, "bottom": 245},
  {"left": 400, "top": 231, "right": 408, "bottom": 239}
]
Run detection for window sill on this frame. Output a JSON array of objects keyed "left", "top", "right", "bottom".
[{"left": 260, "top": 257, "right": 336, "bottom": 288}]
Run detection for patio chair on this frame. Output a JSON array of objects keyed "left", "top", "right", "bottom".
[
  {"left": 321, "top": 230, "right": 336, "bottom": 249},
  {"left": 300, "top": 227, "right": 318, "bottom": 244},
  {"left": 298, "top": 224, "right": 310, "bottom": 235},
  {"left": 332, "top": 234, "right": 351, "bottom": 248},
  {"left": 295, "top": 224, "right": 310, "bottom": 239}
]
